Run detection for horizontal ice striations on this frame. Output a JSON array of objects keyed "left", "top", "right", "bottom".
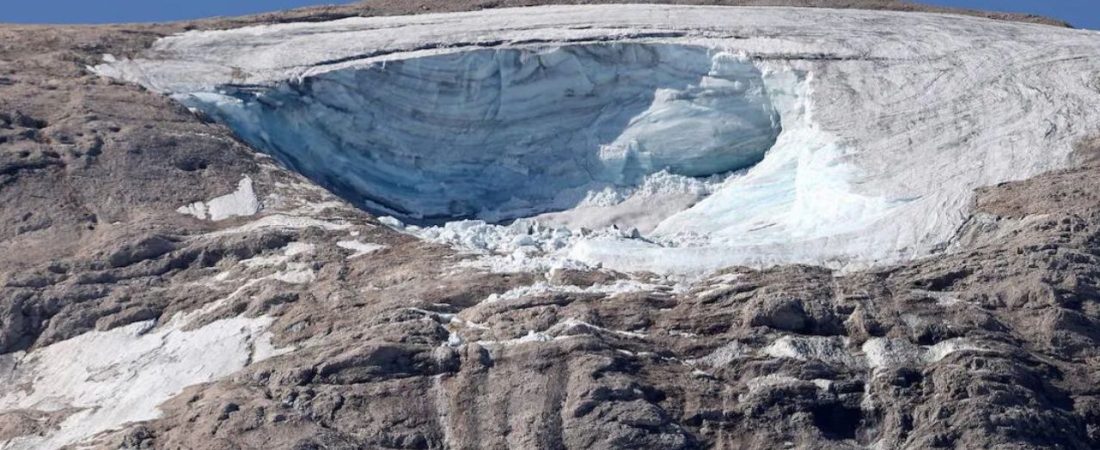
[
  {"left": 94, "top": 5, "right": 1100, "bottom": 272},
  {"left": 184, "top": 44, "right": 780, "bottom": 221}
]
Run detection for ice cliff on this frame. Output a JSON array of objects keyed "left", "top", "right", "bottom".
[{"left": 186, "top": 44, "right": 780, "bottom": 221}]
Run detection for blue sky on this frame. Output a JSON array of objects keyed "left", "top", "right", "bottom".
[
  {"left": 0, "top": 1, "right": 1097, "bottom": 30},
  {"left": 920, "top": 0, "right": 1099, "bottom": 30},
  {"left": 0, "top": 1, "right": 357, "bottom": 24}
]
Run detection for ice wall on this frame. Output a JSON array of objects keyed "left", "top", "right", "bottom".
[{"left": 183, "top": 44, "right": 780, "bottom": 221}]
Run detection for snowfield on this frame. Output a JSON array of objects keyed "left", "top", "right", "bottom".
[{"left": 96, "top": 5, "right": 1100, "bottom": 274}]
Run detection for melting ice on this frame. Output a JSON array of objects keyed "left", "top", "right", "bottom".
[{"left": 184, "top": 44, "right": 781, "bottom": 222}]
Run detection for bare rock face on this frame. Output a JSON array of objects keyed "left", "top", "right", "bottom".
[{"left": 1, "top": 1, "right": 1099, "bottom": 450}]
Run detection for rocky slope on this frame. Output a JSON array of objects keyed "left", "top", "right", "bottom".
[{"left": 1, "top": 1, "right": 1099, "bottom": 449}]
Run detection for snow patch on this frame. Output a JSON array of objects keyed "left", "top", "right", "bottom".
[
  {"left": 476, "top": 330, "right": 560, "bottom": 347},
  {"left": 207, "top": 214, "right": 350, "bottom": 237},
  {"left": 238, "top": 242, "right": 316, "bottom": 269},
  {"left": 862, "top": 337, "right": 983, "bottom": 373},
  {"left": 761, "top": 335, "right": 862, "bottom": 368},
  {"left": 177, "top": 176, "right": 260, "bottom": 221},
  {"left": 480, "top": 279, "right": 667, "bottom": 305},
  {"left": 0, "top": 313, "right": 286, "bottom": 449},
  {"left": 740, "top": 374, "right": 833, "bottom": 402},
  {"left": 548, "top": 317, "right": 647, "bottom": 340},
  {"left": 924, "top": 339, "right": 983, "bottom": 364},
  {"left": 862, "top": 338, "right": 923, "bottom": 371},
  {"left": 687, "top": 340, "right": 750, "bottom": 368},
  {"left": 284, "top": 242, "right": 315, "bottom": 256},
  {"left": 272, "top": 262, "right": 315, "bottom": 284},
  {"left": 336, "top": 240, "right": 387, "bottom": 258}
]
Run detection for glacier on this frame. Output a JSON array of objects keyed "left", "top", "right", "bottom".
[{"left": 94, "top": 4, "right": 1100, "bottom": 274}]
